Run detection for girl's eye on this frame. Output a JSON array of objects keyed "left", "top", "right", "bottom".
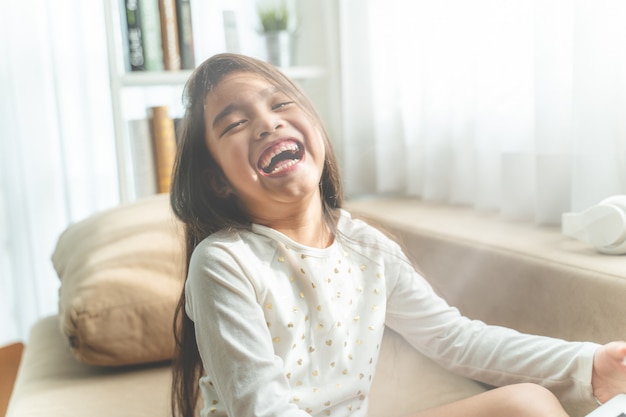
[
  {"left": 272, "top": 101, "right": 293, "bottom": 110},
  {"left": 222, "top": 120, "right": 246, "bottom": 135}
]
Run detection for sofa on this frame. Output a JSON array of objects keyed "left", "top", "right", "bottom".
[{"left": 7, "top": 194, "right": 624, "bottom": 417}]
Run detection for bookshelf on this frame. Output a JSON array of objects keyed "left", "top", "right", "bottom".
[{"left": 103, "top": 0, "right": 328, "bottom": 202}]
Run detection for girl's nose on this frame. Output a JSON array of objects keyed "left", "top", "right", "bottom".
[{"left": 255, "top": 117, "right": 285, "bottom": 140}]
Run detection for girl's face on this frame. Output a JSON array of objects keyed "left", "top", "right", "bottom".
[{"left": 203, "top": 72, "right": 326, "bottom": 222}]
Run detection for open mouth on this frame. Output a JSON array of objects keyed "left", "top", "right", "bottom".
[{"left": 258, "top": 140, "right": 304, "bottom": 175}]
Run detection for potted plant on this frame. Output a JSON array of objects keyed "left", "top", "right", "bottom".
[{"left": 257, "top": 1, "right": 294, "bottom": 67}]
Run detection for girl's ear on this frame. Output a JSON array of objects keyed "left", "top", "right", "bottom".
[{"left": 204, "top": 167, "right": 233, "bottom": 198}]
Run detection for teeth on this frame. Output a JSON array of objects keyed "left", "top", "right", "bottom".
[
  {"left": 260, "top": 143, "right": 300, "bottom": 171},
  {"left": 268, "top": 159, "right": 298, "bottom": 174}
]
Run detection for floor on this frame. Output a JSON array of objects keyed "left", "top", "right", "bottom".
[{"left": 0, "top": 343, "right": 23, "bottom": 417}]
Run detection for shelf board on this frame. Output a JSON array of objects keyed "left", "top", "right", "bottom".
[
  {"left": 283, "top": 66, "right": 326, "bottom": 80},
  {"left": 118, "top": 66, "right": 325, "bottom": 87},
  {"left": 119, "top": 71, "right": 193, "bottom": 86}
]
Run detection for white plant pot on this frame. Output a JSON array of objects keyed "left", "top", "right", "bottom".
[{"left": 264, "top": 30, "right": 294, "bottom": 67}]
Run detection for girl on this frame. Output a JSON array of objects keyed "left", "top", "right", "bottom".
[{"left": 169, "top": 53, "right": 626, "bottom": 417}]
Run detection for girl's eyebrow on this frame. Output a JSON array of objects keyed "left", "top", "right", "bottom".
[
  {"left": 211, "top": 86, "right": 282, "bottom": 129},
  {"left": 212, "top": 103, "right": 237, "bottom": 129}
]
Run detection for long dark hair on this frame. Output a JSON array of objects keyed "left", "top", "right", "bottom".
[{"left": 170, "top": 53, "right": 344, "bottom": 417}]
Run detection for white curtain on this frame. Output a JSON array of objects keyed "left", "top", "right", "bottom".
[
  {"left": 0, "top": 0, "right": 119, "bottom": 345},
  {"left": 339, "top": 0, "right": 626, "bottom": 223}
]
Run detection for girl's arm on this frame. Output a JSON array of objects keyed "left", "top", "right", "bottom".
[
  {"left": 186, "top": 239, "right": 309, "bottom": 417},
  {"left": 382, "top": 248, "right": 600, "bottom": 405}
]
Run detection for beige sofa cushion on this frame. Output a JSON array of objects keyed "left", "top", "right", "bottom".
[
  {"left": 52, "top": 194, "right": 184, "bottom": 366},
  {"left": 6, "top": 315, "right": 172, "bottom": 417},
  {"left": 369, "top": 328, "right": 486, "bottom": 416}
]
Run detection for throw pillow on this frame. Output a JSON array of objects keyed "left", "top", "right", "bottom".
[{"left": 52, "top": 194, "right": 185, "bottom": 366}]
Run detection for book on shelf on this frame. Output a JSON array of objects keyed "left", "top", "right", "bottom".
[
  {"left": 138, "top": 0, "right": 164, "bottom": 71},
  {"left": 149, "top": 105, "right": 177, "bottom": 193},
  {"left": 176, "top": 0, "right": 195, "bottom": 69},
  {"left": 159, "top": 0, "right": 181, "bottom": 70},
  {"left": 124, "top": 0, "right": 145, "bottom": 71},
  {"left": 128, "top": 118, "right": 157, "bottom": 197},
  {"left": 120, "top": 0, "right": 196, "bottom": 72}
]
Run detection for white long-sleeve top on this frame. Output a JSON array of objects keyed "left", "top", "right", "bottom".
[{"left": 185, "top": 209, "right": 600, "bottom": 417}]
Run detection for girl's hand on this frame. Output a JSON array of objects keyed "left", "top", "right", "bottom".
[{"left": 592, "top": 342, "right": 626, "bottom": 403}]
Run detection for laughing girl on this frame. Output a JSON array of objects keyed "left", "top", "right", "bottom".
[{"left": 169, "top": 53, "right": 626, "bottom": 417}]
